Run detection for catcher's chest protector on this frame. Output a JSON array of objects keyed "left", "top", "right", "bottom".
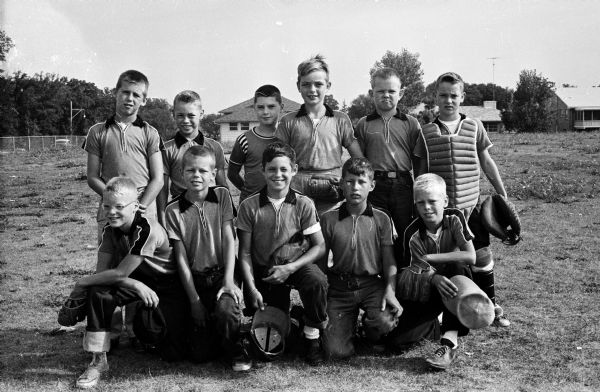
[{"left": 422, "top": 119, "right": 480, "bottom": 212}]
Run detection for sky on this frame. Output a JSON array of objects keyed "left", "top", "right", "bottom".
[{"left": 2, "top": 0, "right": 599, "bottom": 113}]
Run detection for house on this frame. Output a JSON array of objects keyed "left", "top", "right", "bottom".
[
  {"left": 553, "top": 87, "right": 600, "bottom": 132},
  {"left": 215, "top": 97, "right": 302, "bottom": 145}
]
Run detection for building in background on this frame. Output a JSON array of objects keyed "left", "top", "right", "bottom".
[{"left": 553, "top": 87, "right": 600, "bottom": 132}]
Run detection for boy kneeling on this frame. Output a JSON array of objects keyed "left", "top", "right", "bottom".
[
  {"left": 70, "top": 177, "right": 186, "bottom": 389},
  {"left": 321, "top": 158, "right": 403, "bottom": 358},
  {"left": 237, "top": 142, "right": 329, "bottom": 365}
]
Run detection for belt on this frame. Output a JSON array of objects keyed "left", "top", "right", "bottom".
[
  {"left": 374, "top": 170, "right": 411, "bottom": 179},
  {"left": 327, "top": 272, "right": 381, "bottom": 290}
]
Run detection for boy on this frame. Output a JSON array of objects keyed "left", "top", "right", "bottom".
[
  {"left": 321, "top": 158, "right": 403, "bottom": 359},
  {"left": 354, "top": 67, "right": 427, "bottom": 248},
  {"left": 422, "top": 72, "right": 510, "bottom": 327},
  {"left": 276, "top": 54, "right": 363, "bottom": 216},
  {"left": 84, "top": 70, "right": 164, "bottom": 242},
  {"left": 228, "top": 85, "right": 282, "bottom": 203},
  {"left": 159, "top": 90, "right": 227, "bottom": 223},
  {"left": 237, "top": 142, "right": 329, "bottom": 365},
  {"left": 164, "top": 146, "right": 249, "bottom": 371},
  {"left": 71, "top": 177, "right": 186, "bottom": 389},
  {"left": 391, "top": 173, "right": 476, "bottom": 369}
]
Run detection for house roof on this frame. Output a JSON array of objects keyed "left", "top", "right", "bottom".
[
  {"left": 555, "top": 87, "right": 600, "bottom": 110},
  {"left": 460, "top": 106, "right": 502, "bottom": 122},
  {"left": 215, "top": 97, "right": 302, "bottom": 123}
]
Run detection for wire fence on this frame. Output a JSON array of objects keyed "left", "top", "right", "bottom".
[{"left": 0, "top": 136, "right": 87, "bottom": 152}]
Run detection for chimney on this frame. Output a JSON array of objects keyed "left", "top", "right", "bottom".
[{"left": 483, "top": 101, "right": 497, "bottom": 109}]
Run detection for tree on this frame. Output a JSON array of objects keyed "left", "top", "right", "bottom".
[
  {"left": 139, "top": 98, "right": 176, "bottom": 140},
  {"left": 511, "top": 69, "right": 555, "bottom": 133},
  {"left": 370, "top": 49, "right": 425, "bottom": 112},
  {"left": 347, "top": 94, "right": 375, "bottom": 124},
  {"left": 0, "top": 29, "right": 14, "bottom": 64},
  {"left": 324, "top": 94, "right": 339, "bottom": 110},
  {"left": 201, "top": 113, "right": 221, "bottom": 141}
]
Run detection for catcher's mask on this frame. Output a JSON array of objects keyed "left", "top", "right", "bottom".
[
  {"left": 481, "top": 194, "right": 522, "bottom": 245},
  {"left": 250, "top": 306, "right": 290, "bottom": 360}
]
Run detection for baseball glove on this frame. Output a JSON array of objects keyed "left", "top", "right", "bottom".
[
  {"left": 270, "top": 232, "right": 310, "bottom": 266},
  {"left": 481, "top": 194, "right": 522, "bottom": 245},
  {"left": 396, "top": 265, "right": 435, "bottom": 303},
  {"left": 57, "top": 286, "right": 88, "bottom": 327}
]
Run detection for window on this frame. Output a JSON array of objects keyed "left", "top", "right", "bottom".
[
  {"left": 229, "top": 123, "right": 238, "bottom": 131},
  {"left": 240, "top": 122, "right": 250, "bottom": 131},
  {"left": 486, "top": 123, "right": 498, "bottom": 133}
]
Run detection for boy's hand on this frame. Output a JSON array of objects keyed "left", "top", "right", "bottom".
[
  {"left": 217, "top": 283, "right": 243, "bottom": 305},
  {"left": 249, "top": 288, "right": 265, "bottom": 311},
  {"left": 262, "top": 265, "right": 292, "bottom": 285},
  {"left": 134, "top": 282, "right": 159, "bottom": 308},
  {"left": 381, "top": 286, "right": 403, "bottom": 316},
  {"left": 432, "top": 274, "right": 458, "bottom": 300},
  {"left": 190, "top": 300, "right": 207, "bottom": 328}
]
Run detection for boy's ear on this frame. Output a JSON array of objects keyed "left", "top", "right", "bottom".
[
  {"left": 443, "top": 195, "right": 449, "bottom": 208},
  {"left": 291, "top": 163, "right": 298, "bottom": 175},
  {"left": 369, "top": 178, "right": 375, "bottom": 192},
  {"left": 398, "top": 88, "right": 406, "bottom": 100},
  {"left": 368, "top": 89, "right": 374, "bottom": 98}
]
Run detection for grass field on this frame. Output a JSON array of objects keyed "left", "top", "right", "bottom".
[{"left": 1, "top": 132, "right": 599, "bottom": 391}]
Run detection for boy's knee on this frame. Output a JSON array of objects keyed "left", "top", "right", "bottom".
[
  {"left": 472, "top": 247, "right": 494, "bottom": 272},
  {"left": 363, "top": 309, "right": 398, "bottom": 340},
  {"left": 214, "top": 294, "right": 241, "bottom": 325},
  {"left": 323, "top": 328, "right": 354, "bottom": 359},
  {"left": 305, "top": 268, "right": 329, "bottom": 293}
]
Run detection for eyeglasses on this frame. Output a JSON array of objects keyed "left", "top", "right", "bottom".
[{"left": 102, "top": 200, "right": 137, "bottom": 211}]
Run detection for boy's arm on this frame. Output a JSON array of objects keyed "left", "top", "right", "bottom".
[
  {"left": 346, "top": 139, "right": 364, "bottom": 159},
  {"left": 381, "top": 244, "right": 403, "bottom": 314},
  {"left": 215, "top": 169, "right": 229, "bottom": 189},
  {"left": 86, "top": 153, "right": 105, "bottom": 196},
  {"left": 156, "top": 174, "right": 169, "bottom": 226},
  {"left": 218, "top": 220, "right": 243, "bottom": 304},
  {"left": 237, "top": 229, "right": 264, "bottom": 310},
  {"left": 138, "top": 151, "right": 164, "bottom": 212},
  {"left": 478, "top": 149, "right": 508, "bottom": 198},
  {"left": 412, "top": 155, "right": 428, "bottom": 177},
  {"left": 173, "top": 240, "right": 207, "bottom": 327},
  {"left": 425, "top": 239, "right": 476, "bottom": 266},
  {"left": 227, "top": 162, "right": 245, "bottom": 191},
  {"left": 430, "top": 240, "right": 475, "bottom": 300},
  {"left": 95, "top": 251, "right": 114, "bottom": 273},
  {"left": 262, "top": 230, "right": 326, "bottom": 284}
]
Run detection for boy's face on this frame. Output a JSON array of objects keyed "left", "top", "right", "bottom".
[
  {"left": 341, "top": 172, "right": 375, "bottom": 207},
  {"left": 414, "top": 187, "right": 448, "bottom": 229},
  {"left": 115, "top": 80, "right": 147, "bottom": 118},
  {"left": 182, "top": 155, "right": 216, "bottom": 193},
  {"left": 102, "top": 191, "right": 138, "bottom": 229},
  {"left": 297, "top": 70, "right": 331, "bottom": 107},
  {"left": 370, "top": 76, "right": 403, "bottom": 113},
  {"left": 435, "top": 82, "right": 465, "bottom": 120},
  {"left": 254, "top": 96, "right": 282, "bottom": 127},
  {"left": 174, "top": 101, "right": 204, "bottom": 138},
  {"left": 263, "top": 156, "right": 297, "bottom": 194}
]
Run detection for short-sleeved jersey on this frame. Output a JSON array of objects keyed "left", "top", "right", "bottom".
[
  {"left": 162, "top": 132, "right": 227, "bottom": 198},
  {"left": 403, "top": 208, "right": 473, "bottom": 272},
  {"left": 98, "top": 211, "right": 176, "bottom": 277},
  {"left": 165, "top": 186, "right": 235, "bottom": 273},
  {"left": 355, "top": 110, "right": 426, "bottom": 172},
  {"left": 229, "top": 128, "right": 278, "bottom": 198},
  {"left": 83, "top": 116, "right": 163, "bottom": 189},
  {"left": 237, "top": 187, "right": 320, "bottom": 267},
  {"left": 321, "top": 202, "right": 394, "bottom": 276},
  {"left": 432, "top": 114, "right": 492, "bottom": 153},
  {"left": 276, "top": 104, "right": 356, "bottom": 176}
]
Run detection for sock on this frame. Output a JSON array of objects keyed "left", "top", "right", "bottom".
[
  {"left": 440, "top": 331, "right": 458, "bottom": 349},
  {"left": 303, "top": 326, "right": 320, "bottom": 340},
  {"left": 92, "top": 352, "right": 107, "bottom": 365},
  {"left": 473, "top": 269, "right": 496, "bottom": 305}
]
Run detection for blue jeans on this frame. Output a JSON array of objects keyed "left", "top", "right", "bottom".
[
  {"left": 368, "top": 175, "right": 414, "bottom": 241},
  {"left": 323, "top": 274, "right": 396, "bottom": 359}
]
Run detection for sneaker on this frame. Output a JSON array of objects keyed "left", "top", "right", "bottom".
[
  {"left": 231, "top": 353, "right": 252, "bottom": 372},
  {"left": 304, "top": 337, "right": 324, "bottom": 366},
  {"left": 493, "top": 305, "right": 511, "bottom": 328},
  {"left": 75, "top": 361, "right": 109, "bottom": 389},
  {"left": 426, "top": 345, "right": 457, "bottom": 370}
]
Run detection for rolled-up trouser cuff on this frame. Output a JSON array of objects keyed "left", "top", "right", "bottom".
[{"left": 83, "top": 330, "right": 111, "bottom": 353}]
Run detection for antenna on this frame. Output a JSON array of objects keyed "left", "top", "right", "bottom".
[{"left": 487, "top": 57, "right": 500, "bottom": 101}]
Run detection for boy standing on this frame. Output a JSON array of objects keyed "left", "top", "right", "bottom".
[
  {"left": 237, "top": 142, "right": 329, "bottom": 365},
  {"left": 228, "top": 85, "right": 282, "bottom": 203},
  {"left": 164, "top": 146, "right": 249, "bottom": 371},
  {"left": 84, "top": 70, "right": 164, "bottom": 242},
  {"left": 160, "top": 90, "right": 227, "bottom": 223},
  {"left": 354, "top": 67, "right": 427, "bottom": 246},
  {"left": 392, "top": 173, "right": 476, "bottom": 370},
  {"left": 423, "top": 72, "right": 510, "bottom": 327},
  {"left": 321, "top": 158, "right": 402, "bottom": 359},
  {"left": 276, "top": 55, "right": 363, "bottom": 215},
  {"left": 72, "top": 177, "right": 185, "bottom": 389}
]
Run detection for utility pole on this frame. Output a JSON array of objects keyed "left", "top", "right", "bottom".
[
  {"left": 70, "top": 101, "right": 85, "bottom": 136},
  {"left": 487, "top": 57, "right": 499, "bottom": 101}
]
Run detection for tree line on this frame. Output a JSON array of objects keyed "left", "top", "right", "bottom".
[{"left": 1, "top": 29, "right": 559, "bottom": 135}]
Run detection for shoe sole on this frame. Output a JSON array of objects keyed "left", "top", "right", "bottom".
[
  {"left": 75, "top": 377, "right": 100, "bottom": 389},
  {"left": 232, "top": 363, "right": 252, "bottom": 372},
  {"left": 426, "top": 360, "right": 450, "bottom": 370}
]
